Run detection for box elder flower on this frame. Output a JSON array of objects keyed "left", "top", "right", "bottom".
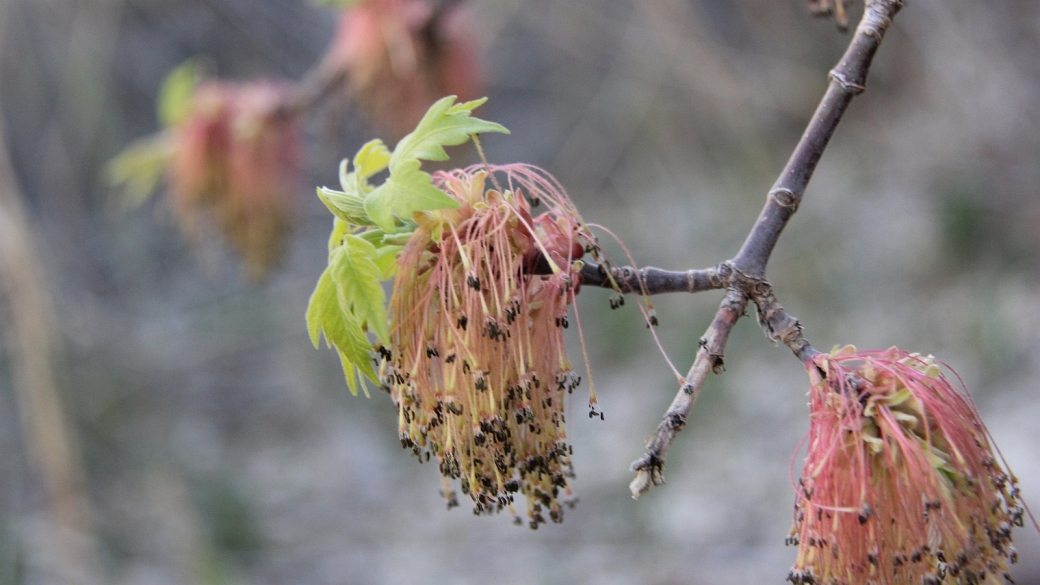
[{"left": 788, "top": 346, "right": 1028, "bottom": 585}]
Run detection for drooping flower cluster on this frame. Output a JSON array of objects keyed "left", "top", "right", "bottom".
[
  {"left": 170, "top": 80, "right": 301, "bottom": 278},
  {"left": 789, "top": 346, "right": 1025, "bottom": 585},
  {"left": 384, "top": 164, "right": 593, "bottom": 528},
  {"left": 321, "top": 0, "right": 483, "bottom": 139}
]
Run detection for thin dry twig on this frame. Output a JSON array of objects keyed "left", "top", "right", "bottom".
[{"left": 627, "top": 0, "right": 904, "bottom": 499}]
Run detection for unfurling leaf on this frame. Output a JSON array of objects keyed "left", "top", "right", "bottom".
[
  {"left": 390, "top": 96, "right": 508, "bottom": 166},
  {"left": 317, "top": 186, "right": 371, "bottom": 226},
  {"left": 331, "top": 234, "right": 389, "bottom": 345},
  {"left": 351, "top": 138, "right": 391, "bottom": 180},
  {"left": 363, "top": 96, "right": 508, "bottom": 231},
  {"left": 306, "top": 266, "right": 377, "bottom": 396}
]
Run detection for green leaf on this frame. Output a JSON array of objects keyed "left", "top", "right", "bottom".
[
  {"left": 351, "top": 139, "right": 391, "bottom": 180},
  {"left": 305, "top": 267, "right": 378, "bottom": 396},
  {"left": 105, "top": 132, "right": 173, "bottom": 208},
  {"left": 317, "top": 187, "right": 372, "bottom": 226},
  {"left": 331, "top": 234, "right": 390, "bottom": 345},
  {"left": 361, "top": 188, "right": 398, "bottom": 232},
  {"left": 390, "top": 96, "right": 508, "bottom": 167},
  {"left": 328, "top": 217, "right": 349, "bottom": 252},
  {"left": 335, "top": 310, "right": 376, "bottom": 397},
  {"left": 158, "top": 59, "right": 204, "bottom": 128},
  {"left": 364, "top": 161, "right": 459, "bottom": 231},
  {"left": 363, "top": 96, "right": 508, "bottom": 231},
  {"left": 372, "top": 245, "right": 403, "bottom": 277},
  {"left": 306, "top": 266, "right": 337, "bottom": 349}
]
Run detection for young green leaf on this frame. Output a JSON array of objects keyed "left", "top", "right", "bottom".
[
  {"left": 330, "top": 234, "right": 390, "bottom": 345},
  {"left": 363, "top": 160, "right": 460, "bottom": 231},
  {"left": 317, "top": 187, "right": 372, "bottom": 226},
  {"left": 363, "top": 96, "right": 509, "bottom": 231},
  {"left": 328, "top": 217, "right": 349, "bottom": 252},
  {"left": 351, "top": 139, "right": 391, "bottom": 181},
  {"left": 390, "top": 96, "right": 509, "bottom": 166},
  {"left": 305, "top": 267, "right": 378, "bottom": 396},
  {"left": 105, "top": 133, "right": 173, "bottom": 207},
  {"left": 371, "top": 245, "right": 403, "bottom": 277}
]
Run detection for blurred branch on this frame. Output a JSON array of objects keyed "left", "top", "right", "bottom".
[
  {"left": 0, "top": 101, "right": 100, "bottom": 584},
  {"left": 629, "top": 0, "right": 903, "bottom": 499}
]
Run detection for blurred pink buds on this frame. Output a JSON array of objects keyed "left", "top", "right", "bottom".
[
  {"left": 321, "top": 0, "right": 484, "bottom": 139},
  {"left": 170, "top": 80, "right": 301, "bottom": 278}
]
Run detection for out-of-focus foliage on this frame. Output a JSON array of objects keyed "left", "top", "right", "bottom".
[
  {"left": 158, "top": 59, "right": 205, "bottom": 129},
  {"left": 105, "top": 133, "right": 172, "bottom": 208}
]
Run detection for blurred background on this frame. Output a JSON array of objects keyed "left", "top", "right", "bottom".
[{"left": 2, "top": 0, "right": 1040, "bottom": 583}]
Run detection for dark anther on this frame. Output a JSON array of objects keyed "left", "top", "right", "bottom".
[
  {"left": 858, "top": 504, "right": 873, "bottom": 525},
  {"left": 457, "top": 315, "right": 468, "bottom": 330},
  {"left": 445, "top": 353, "right": 457, "bottom": 364},
  {"left": 467, "top": 274, "right": 481, "bottom": 291}
]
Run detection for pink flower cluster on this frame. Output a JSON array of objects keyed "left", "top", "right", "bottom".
[
  {"left": 322, "top": 0, "right": 483, "bottom": 139},
  {"left": 384, "top": 164, "right": 593, "bottom": 528},
  {"left": 170, "top": 81, "right": 301, "bottom": 278},
  {"left": 789, "top": 347, "right": 1024, "bottom": 585}
]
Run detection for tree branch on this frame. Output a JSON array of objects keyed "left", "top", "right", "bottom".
[
  {"left": 577, "top": 262, "right": 726, "bottom": 295},
  {"left": 630, "top": 288, "right": 747, "bottom": 497},
  {"left": 732, "top": 0, "right": 902, "bottom": 278},
  {"left": 628, "top": 0, "right": 903, "bottom": 498}
]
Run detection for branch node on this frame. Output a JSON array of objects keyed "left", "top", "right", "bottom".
[
  {"left": 860, "top": 1, "right": 900, "bottom": 38},
  {"left": 709, "top": 354, "right": 725, "bottom": 374},
  {"left": 667, "top": 412, "right": 687, "bottom": 430},
  {"left": 770, "top": 188, "right": 800, "bottom": 212},
  {"left": 828, "top": 70, "right": 866, "bottom": 95}
]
